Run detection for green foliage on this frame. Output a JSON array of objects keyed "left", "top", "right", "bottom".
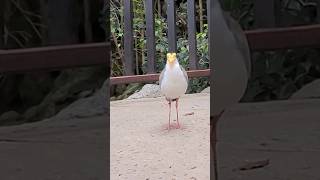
[
  {"left": 110, "top": 0, "right": 124, "bottom": 76},
  {"left": 222, "top": 0, "right": 254, "bottom": 29},
  {"left": 2, "top": 0, "right": 44, "bottom": 49},
  {"left": 110, "top": 0, "right": 320, "bottom": 100},
  {"left": 222, "top": 0, "right": 320, "bottom": 102},
  {"left": 110, "top": 0, "right": 210, "bottom": 94}
]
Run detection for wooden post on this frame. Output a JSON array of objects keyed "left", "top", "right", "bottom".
[
  {"left": 187, "top": 0, "right": 198, "bottom": 70},
  {"left": 0, "top": 0, "right": 5, "bottom": 48},
  {"left": 317, "top": 0, "right": 320, "bottom": 23},
  {"left": 167, "top": 0, "right": 177, "bottom": 52},
  {"left": 123, "top": 0, "right": 134, "bottom": 75},
  {"left": 145, "top": 0, "right": 156, "bottom": 73},
  {"left": 47, "top": 0, "right": 80, "bottom": 45},
  {"left": 254, "top": 0, "right": 278, "bottom": 28},
  {"left": 83, "top": 0, "right": 93, "bottom": 42},
  {"left": 207, "top": 0, "right": 215, "bottom": 179}
]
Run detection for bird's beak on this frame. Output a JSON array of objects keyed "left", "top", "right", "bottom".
[
  {"left": 167, "top": 53, "right": 176, "bottom": 64},
  {"left": 167, "top": 58, "right": 175, "bottom": 64}
]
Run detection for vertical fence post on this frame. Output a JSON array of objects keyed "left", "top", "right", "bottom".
[
  {"left": 0, "top": 0, "right": 4, "bottom": 48},
  {"left": 124, "top": 0, "right": 134, "bottom": 75},
  {"left": 207, "top": 0, "right": 215, "bottom": 179},
  {"left": 317, "top": 0, "right": 320, "bottom": 23},
  {"left": 207, "top": 0, "right": 213, "bottom": 69},
  {"left": 254, "top": 0, "right": 277, "bottom": 28},
  {"left": 167, "top": 0, "right": 177, "bottom": 52},
  {"left": 145, "top": 0, "right": 156, "bottom": 73},
  {"left": 83, "top": 0, "right": 93, "bottom": 42},
  {"left": 187, "top": 0, "right": 198, "bottom": 70},
  {"left": 104, "top": 0, "right": 110, "bottom": 77}
]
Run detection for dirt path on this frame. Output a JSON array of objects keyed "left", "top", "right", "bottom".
[
  {"left": 219, "top": 98, "right": 320, "bottom": 180},
  {"left": 110, "top": 93, "right": 210, "bottom": 179},
  {"left": 1, "top": 92, "right": 320, "bottom": 180},
  {"left": 0, "top": 115, "right": 107, "bottom": 180}
]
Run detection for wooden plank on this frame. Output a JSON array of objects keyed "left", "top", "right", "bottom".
[
  {"left": 110, "top": 69, "right": 210, "bottom": 85},
  {"left": 0, "top": 42, "right": 110, "bottom": 73},
  {"left": 145, "top": 0, "right": 156, "bottom": 73},
  {"left": 167, "top": 0, "right": 177, "bottom": 52},
  {"left": 245, "top": 24, "right": 320, "bottom": 51},
  {"left": 187, "top": 0, "right": 198, "bottom": 70},
  {"left": 123, "top": 0, "right": 134, "bottom": 75}
]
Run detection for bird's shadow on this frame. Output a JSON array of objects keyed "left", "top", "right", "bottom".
[{"left": 160, "top": 121, "right": 187, "bottom": 132}]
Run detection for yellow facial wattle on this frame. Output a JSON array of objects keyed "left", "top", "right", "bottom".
[{"left": 167, "top": 53, "right": 176, "bottom": 64}]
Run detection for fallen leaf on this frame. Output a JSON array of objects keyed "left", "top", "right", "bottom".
[
  {"left": 236, "top": 159, "right": 270, "bottom": 171},
  {"left": 184, "top": 112, "right": 194, "bottom": 116}
]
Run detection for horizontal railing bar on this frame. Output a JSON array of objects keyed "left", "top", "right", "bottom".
[
  {"left": 246, "top": 24, "right": 320, "bottom": 51},
  {"left": 0, "top": 42, "right": 110, "bottom": 73},
  {"left": 110, "top": 69, "right": 210, "bottom": 85}
]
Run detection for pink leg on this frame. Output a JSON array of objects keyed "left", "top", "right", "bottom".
[
  {"left": 211, "top": 110, "right": 225, "bottom": 180},
  {"left": 168, "top": 100, "right": 172, "bottom": 130},
  {"left": 175, "top": 99, "right": 180, "bottom": 128}
]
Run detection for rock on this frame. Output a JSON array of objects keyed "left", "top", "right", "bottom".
[
  {"left": 127, "top": 84, "right": 162, "bottom": 99},
  {"left": 0, "top": 73, "right": 55, "bottom": 115},
  {"left": 23, "top": 67, "right": 106, "bottom": 122},
  {"left": 99, "top": 79, "right": 108, "bottom": 96},
  {"left": 291, "top": 79, "right": 320, "bottom": 99},
  {"left": 51, "top": 92, "right": 107, "bottom": 121},
  {"left": 77, "top": 90, "right": 94, "bottom": 99},
  {"left": 0, "top": 75, "right": 22, "bottom": 113},
  {"left": 0, "top": 66, "right": 106, "bottom": 125},
  {"left": 0, "top": 111, "right": 21, "bottom": 125},
  {"left": 201, "top": 86, "right": 210, "bottom": 93},
  {"left": 18, "top": 73, "right": 54, "bottom": 109},
  {"left": 50, "top": 79, "right": 109, "bottom": 121},
  {"left": 23, "top": 105, "right": 41, "bottom": 122}
]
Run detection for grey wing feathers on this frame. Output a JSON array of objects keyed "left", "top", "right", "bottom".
[
  {"left": 159, "top": 68, "right": 165, "bottom": 87},
  {"left": 180, "top": 65, "right": 188, "bottom": 83},
  {"left": 223, "top": 12, "right": 251, "bottom": 78}
]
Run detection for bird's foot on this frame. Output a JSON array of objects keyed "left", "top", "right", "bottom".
[
  {"left": 174, "top": 119, "right": 181, "bottom": 129},
  {"left": 172, "top": 122, "right": 181, "bottom": 129},
  {"left": 162, "top": 123, "right": 181, "bottom": 130}
]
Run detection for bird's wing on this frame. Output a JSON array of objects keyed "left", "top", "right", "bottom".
[
  {"left": 159, "top": 68, "right": 165, "bottom": 87},
  {"left": 223, "top": 12, "right": 251, "bottom": 78},
  {"left": 180, "top": 65, "right": 188, "bottom": 83}
]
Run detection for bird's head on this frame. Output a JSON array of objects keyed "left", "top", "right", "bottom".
[{"left": 166, "top": 53, "right": 177, "bottom": 65}]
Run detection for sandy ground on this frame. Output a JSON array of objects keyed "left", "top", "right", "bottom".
[
  {"left": 219, "top": 99, "right": 320, "bottom": 180},
  {"left": 110, "top": 93, "right": 210, "bottom": 179},
  {"left": 1, "top": 92, "right": 320, "bottom": 180},
  {"left": 0, "top": 115, "right": 107, "bottom": 180}
]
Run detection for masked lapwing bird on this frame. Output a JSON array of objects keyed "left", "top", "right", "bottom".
[
  {"left": 159, "top": 53, "right": 188, "bottom": 130},
  {"left": 212, "top": 0, "right": 251, "bottom": 179}
]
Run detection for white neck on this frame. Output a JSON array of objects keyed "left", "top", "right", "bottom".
[{"left": 166, "top": 60, "right": 179, "bottom": 70}]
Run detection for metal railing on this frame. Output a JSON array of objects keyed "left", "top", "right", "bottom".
[{"left": 1, "top": 0, "right": 320, "bottom": 85}]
